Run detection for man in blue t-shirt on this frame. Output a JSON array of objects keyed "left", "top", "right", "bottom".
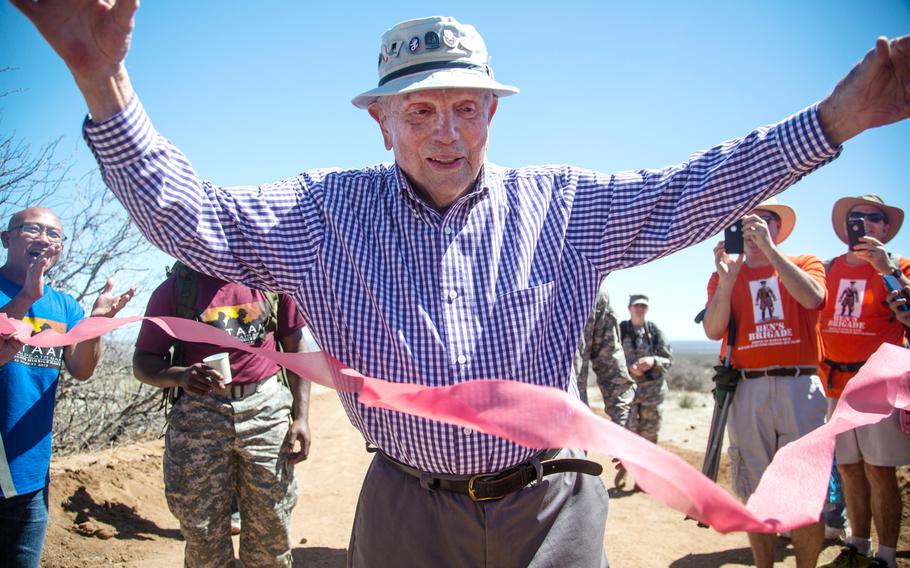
[{"left": 0, "top": 207, "right": 135, "bottom": 568}]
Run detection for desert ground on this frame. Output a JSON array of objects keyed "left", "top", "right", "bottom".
[{"left": 40, "top": 385, "right": 910, "bottom": 567}]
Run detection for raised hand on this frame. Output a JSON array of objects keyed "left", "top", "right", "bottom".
[
  {"left": 712, "top": 241, "right": 744, "bottom": 286},
  {"left": 11, "top": 0, "right": 139, "bottom": 120},
  {"left": 819, "top": 35, "right": 910, "bottom": 146},
  {"left": 89, "top": 277, "right": 136, "bottom": 318},
  {"left": 20, "top": 243, "right": 62, "bottom": 304},
  {"left": 851, "top": 236, "right": 896, "bottom": 274}
]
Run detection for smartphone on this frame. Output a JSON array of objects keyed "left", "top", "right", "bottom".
[
  {"left": 724, "top": 220, "right": 744, "bottom": 255},
  {"left": 882, "top": 274, "right": 910, "bottom": 312},
  {"left": 847, "top": 218, "right": 866, "bottom": 251}
]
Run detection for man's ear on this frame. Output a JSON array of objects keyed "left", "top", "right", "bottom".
[
  {"left": 0, "top": 231, "right": 9, "bottom": 249},
  {"left": 368, "top": 102, "right": 393, "bottom": 151},
  {"left": 487, "top": 96, "right": 499, "bottom": 125}
]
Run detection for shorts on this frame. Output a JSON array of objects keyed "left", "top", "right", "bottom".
[
  {"left": 727, "top": 374, "right": 827, "bottom": 498},
  {"left": 830, "top": 397, "right": 910, "bottom": 467}
]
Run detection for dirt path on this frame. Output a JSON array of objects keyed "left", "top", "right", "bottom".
[{"left": 42, "top": 388, "right": 906, "bottom": 567}]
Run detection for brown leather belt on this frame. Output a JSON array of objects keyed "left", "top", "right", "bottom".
[
  {"left": 378, "top": 450, "right": 603, "bottom": 502},
  {"left": 741, "top": 366, "right": 817, "bottom": 379}
]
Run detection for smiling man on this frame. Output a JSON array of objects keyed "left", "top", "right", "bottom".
[
  {"left": 0, "top": 207, "right": 134, "bottom": 568},
  {"left": 11, "top": 2, "right": 910, "bottom": 566}
]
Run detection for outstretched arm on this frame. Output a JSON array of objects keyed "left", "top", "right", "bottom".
[
  {"left": 818, "top": 35, "right": 910, "bottom": 146},
  {"left": 11, "top": 0, "right": 138, "bottom": 121}
]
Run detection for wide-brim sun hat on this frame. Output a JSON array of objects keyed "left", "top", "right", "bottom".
[
  {"left": 352, "top": 16, "right": 519, "bottom": 109},
  {"left": 831, "top": 194, "right": 903, "bottom": 244},
  {"left": 750, "top": 197, "right": 796, "bottom": 244}
]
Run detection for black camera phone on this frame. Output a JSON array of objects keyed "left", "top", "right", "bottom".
[
  {"left": 883, "top": 274, "right": 910, "bottom": 312},
  {"left": 724, "top": 220, "right": 744, "bottom": 255},
  {"left": 847, "top": 218, "right": 866, "bottom": 251}
]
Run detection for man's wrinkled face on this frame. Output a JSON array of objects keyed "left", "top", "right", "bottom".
[
  {"left": 369, "top": 88, "right": 498, "bottom": 209},
  {"left": 846, "top": 204, "right": 889, "bottom": 243},
  {"left": 1, "top": 208, "right": 64, "bottom": 272}
]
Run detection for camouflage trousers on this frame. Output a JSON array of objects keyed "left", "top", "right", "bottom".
[
  {"left": 628, "top": 377, "right": 667, "bottom": 443},
  {"left": 598, "top": 377, "right": 636, "bottom": 428},
  {"left": 579, "top": 368, "right": 636, "bottom": 427},
  {"left": 164, "top": 376, "right": 297, "bottom": 568}
]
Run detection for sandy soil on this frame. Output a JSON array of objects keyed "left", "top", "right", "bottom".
[{"left": 40, "top": 386, "right": 909, "bottom": 567}]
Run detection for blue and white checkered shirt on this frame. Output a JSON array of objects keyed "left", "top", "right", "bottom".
[{"left": 84, "top": 97, "right": 838, "bottom": 474}]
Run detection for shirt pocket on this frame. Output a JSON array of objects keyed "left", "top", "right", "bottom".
[{"left": 485, "top": 281, "right": 556, "bottom": 382}]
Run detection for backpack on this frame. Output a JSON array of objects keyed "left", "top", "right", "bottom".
[
  {"left": 161, "top": 261, "right": 285, "bottom": 410},
  {"left": 619, "top": 320, "right": 661, "bottom": 353}
]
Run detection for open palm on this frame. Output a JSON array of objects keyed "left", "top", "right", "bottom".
[{"left": 12, "top": 0, "right": 138, "bottom": 81}]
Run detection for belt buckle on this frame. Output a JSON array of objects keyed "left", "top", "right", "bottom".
[
  {"left": 467, "top": 473, "right": 501, "bottom": 502},
  {"left": 791, "top": 367, "right": 800, "bottom": 377}
]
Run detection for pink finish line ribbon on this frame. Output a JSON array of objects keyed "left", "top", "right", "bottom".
[{"left": 3, "top": 313, "right": 908, "bottom": 533}]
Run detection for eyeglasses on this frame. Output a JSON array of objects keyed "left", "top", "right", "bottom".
[
  {"left": 756, "top": 214, "right": 780, "bottom": 224},
  {"left": 847, "top": 211, "right": 887, "bottom": 224},
  {"left": 9, "top": 223, "right": 67, "bottom": 243}
]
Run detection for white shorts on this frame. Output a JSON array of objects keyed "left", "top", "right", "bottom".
[
  {"left": 727, "top": 374, "right": 827, "bottom": 498},
  {"left": 829, "top": 398, "right": 910, "bottom": 467}
]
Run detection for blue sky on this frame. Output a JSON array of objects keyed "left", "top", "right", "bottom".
[{"left": 2, "top": 1, "right": 909, "bottom": 340}]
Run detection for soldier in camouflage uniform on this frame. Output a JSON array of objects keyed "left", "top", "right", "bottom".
[
  {"left": 574, "top": 280, "right": 635, "bottom": 426},
  {"left": 621, "top": 294, "right": 673, "bottom": 444},
  {"left": 132, "top": 268, "right": 312, "bottom": 568}
]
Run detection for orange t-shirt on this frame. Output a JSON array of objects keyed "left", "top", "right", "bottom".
[
  {"left": 819, "top": 255, "right": 910, "bottom": 398},
  {"left": 707, "top": 254, "right": 826, "bottom": 370}
]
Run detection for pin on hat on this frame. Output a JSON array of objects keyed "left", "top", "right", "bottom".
[{"left": 352, "top": 16, "right": 519, "bottom": 109}]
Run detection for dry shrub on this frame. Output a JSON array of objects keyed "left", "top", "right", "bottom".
[{"left": 52, "top": 339, "right": 165, "bottom": 456}]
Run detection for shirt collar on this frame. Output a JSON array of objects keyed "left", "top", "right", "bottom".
[{"left": 392, "top": 164, "right": 493, "bottom": 222}]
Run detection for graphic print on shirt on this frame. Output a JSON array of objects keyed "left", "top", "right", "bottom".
[
  {"left": 199, "top": 300, "right": 270, "bottom": 346},
  {"left": 835, "top": 278, "right": 865, "bottom": 319},
  {"left": 12, "top": 317, "right": 68, "bottom": 369},
  {"left": 750, "top": 278, "right": 782, "bottom": 323}
]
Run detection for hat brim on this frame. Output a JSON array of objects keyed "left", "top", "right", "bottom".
[
  {"left": 352, "top": 68, "right": 519, "bottom": 109},
  {"left": 752, "top": 203, "right": 796, "bottom": 244},
  {"left": 831, "top": 197, "right": 904, "bottom": 244}
]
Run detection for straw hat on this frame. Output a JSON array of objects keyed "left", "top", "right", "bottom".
[
  {"left": 750, "top": 197, "right": 796, "bottom": 244},
  {"left": 352, "top": 16, "right": 519, "bottom": 109},
  {"left": 830, "top": 194, "right": 903, "bottom": 244}
]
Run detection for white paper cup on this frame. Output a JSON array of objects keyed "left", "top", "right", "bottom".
[{"left": 202, "top": 352, "right": 233, "bottom": 385}]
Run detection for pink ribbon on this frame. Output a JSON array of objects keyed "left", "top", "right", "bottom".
[{"left": 3, "top": 313, "right": 907, "bottom": 533}]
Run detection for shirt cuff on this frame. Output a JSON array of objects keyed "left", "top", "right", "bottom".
[
  {"left": 82, "top": 94, "right": 156, "bottom": 168},
  {"left": 774, "top": 104, "right": 842, "bottom": 173}
]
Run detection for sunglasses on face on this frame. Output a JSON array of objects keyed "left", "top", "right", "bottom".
[
  {"left": 847, "top": 211, "right": 887, "bottom": 224},
  {"left": 9, "top": 223, "right": 67, "bottom": 243},
  {"left": 756, "top": 214, "right": 780, "bottom": 224}
]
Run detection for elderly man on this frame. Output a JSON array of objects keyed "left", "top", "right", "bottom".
[
  {"left": 0, "top": 207, "right": 134, "bottom": 568},
  {"left": 702, "top": 198, "right": 829, "bottom": 568},
  {"left": 818, "top": 195, "right": 909, "bottom": 568},
  {"left": 12, "top": 2, "right": 910, "bottom": 565}
]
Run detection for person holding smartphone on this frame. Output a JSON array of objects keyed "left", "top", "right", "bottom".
[
  {"left": 818, "top": 195, "right": 909, "bottom": 568},
  {"left": 703, "top": 197, "right": 828, "bottom": 568}
]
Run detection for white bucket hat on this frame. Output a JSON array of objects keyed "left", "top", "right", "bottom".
[{"left": 352, "top": 16, "right": 519, "bottom": 109}]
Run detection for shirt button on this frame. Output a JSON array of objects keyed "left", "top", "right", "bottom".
[
  {"left": 444, "top": 226, "right": 453, "bottom": 235},
  {"left": 448, "top": 290, "right": 458, "bottom": 300},
  {"left": 463, "top": 427, "right": 473, "bottom": 435},
  {"left": 457, "top": 354, "right": 467, "bottom": 365}
]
